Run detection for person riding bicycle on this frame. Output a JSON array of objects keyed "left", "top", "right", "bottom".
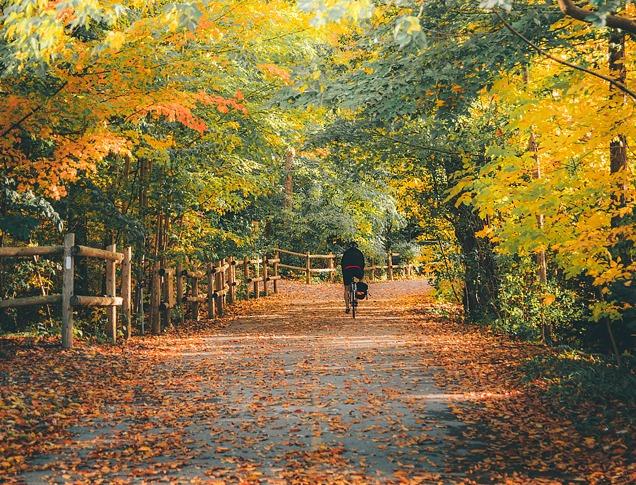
[{"left": 341, "top": 241, "right": 366, "bottom": 313}]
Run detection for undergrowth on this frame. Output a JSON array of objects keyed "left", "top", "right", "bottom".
[{"left": 522, "top": 349, "right": 636, "bottom": 404}]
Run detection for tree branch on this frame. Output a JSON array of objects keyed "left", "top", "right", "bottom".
[
  {"left": 371, "top": 129, "right": 471, "bottom": 157},
  {"left": 557, "top": 0, "right": 636, "bottom": 34},
  {"left": 495, "top": 11, "right": 636, "bottom": 102},
  {"left": 0, "top": 81, "right": 68, "bottom": 138}
]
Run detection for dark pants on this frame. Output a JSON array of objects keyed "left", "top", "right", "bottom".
[{"left": 342, "top": 267, "right": 364, "bottom": 285}]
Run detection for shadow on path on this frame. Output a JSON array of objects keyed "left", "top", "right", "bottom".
[{"left": 20, "top": 280, "right": 471, "bottom": 483}]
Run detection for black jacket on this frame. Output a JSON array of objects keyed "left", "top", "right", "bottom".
[{"left": 341, "top": 247, "right": 365, "bottom": 269}]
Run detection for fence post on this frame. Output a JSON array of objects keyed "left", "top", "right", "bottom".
[
  {"left": 218, "top": 259, "right": 225, "bottom": 316},
  {"left": 176, "top": 261, "right": 184, "bottom": 325},
  {"left": 273, "top": 250, "right": 279, "bottom": 294},
  {"left": 387, "top": 252, "right": 393, "bottom": 281},
  {"left": 151, "top": 261, "right": 161, "bottom": 334},
  {"left": 243, "top": 256, "right": 250, "bottom": 300},
  {"left": 121, "top": 247, "right": 132, "bottom": 339},
  {"left": 207, "top": 263, "right": 216, "bottom": 320},
  {"left": 263, "top": 254, "right": 269, "bottom": 297},
  {"left": 161, "top": 267, "right": 174, "bottom": 329},
  {"left": 222, "top": 258, "right": 227, "bottom": 308},
  {"left": 62, "top": 233, "right": 75, "bottom": 349},
  {"left": 136, "top": 256, "right": 145, "bottom": 335},
  {"left": 228, "top": 256, "right": 236, "bottom": 303},
  {"left": 305, "top": 252, "right": 311, "bottom": 284},
  {"left": 328, "top": 254, "right": 335, "bottom": 283},
  {"left": 253, "top": 257, "right": 260, "bottom": 299},
  {"left": 176, "top": 262, "right": 184, "bottom": 304},
  {"left": 191, "top": 274, "right": 200, "bottom": 321},
  {"left": 106, "top": 243, "right": 117, "bottom": 343}
]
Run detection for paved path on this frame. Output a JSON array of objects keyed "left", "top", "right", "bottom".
[{"left": 21, "top": 280, "right": 466, "bottom": 483}]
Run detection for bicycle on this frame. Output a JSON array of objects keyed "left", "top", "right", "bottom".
[
  {"left": 348, "top": 278, "right": 359, "bottom": 319},
  {"left": 347, "top": 277, "right": 368, "bottom": 319}
]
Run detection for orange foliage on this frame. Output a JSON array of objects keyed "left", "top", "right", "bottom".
[
  {"left": 258, "top": 63, "right": 292, "bottom": 84},
  {"left": 0, "top": 0, "right": 289, "bottom": 200},
  {"left": 196, "top": 91, "right": 249, "bottom": 115}
]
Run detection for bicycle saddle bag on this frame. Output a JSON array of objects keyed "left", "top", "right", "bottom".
[{"left": 355, "top": 281, "right": 368, "bottom": 299}]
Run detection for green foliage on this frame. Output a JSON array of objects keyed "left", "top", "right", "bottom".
[
  {"left": 298, "top": 0, "right": 373, "bottom": 26},
  {"left": 492, "top": 257, "right": 586, "bottom": 342},
  {"left": 73, "top": 309, "right": 110, "bottom": 343},
  {"left": 0, "top": 257, "right": 60, "bottom": 334},
  {"left": 426, "top": 243, "right": 464, "bottom": 305},
  {"left": 1, "top": 178, "right": 62, "bottom": 240}
]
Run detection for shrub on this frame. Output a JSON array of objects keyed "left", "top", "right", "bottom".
[{"left": 492, "top": 257, "right": 586, "bottom": 343}]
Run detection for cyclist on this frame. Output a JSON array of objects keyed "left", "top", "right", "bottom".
[{"left": 341, "top": 241, "right": 366, "bottom": 313}]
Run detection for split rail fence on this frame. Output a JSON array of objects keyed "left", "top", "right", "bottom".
[
  {"left": 276, "top": 249, "right": 414, "bottom": 282},
  {"left": 148, "top": 253, "right": 282, "bottom": 333},
  {"left": 0, "top": 233, "right": 131, "bottom": 349},
  {"left": 1, "top": 235, "right": 414, "bottom": 348}
]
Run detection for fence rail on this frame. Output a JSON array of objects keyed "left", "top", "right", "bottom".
[
  {"left": 0, "top": 233, "right": 132, "bottom": 348},
  {"left": 0, "top": 294, "right": 63, "bottom": 308},
  {"left": 1, "top": 238, "right": 415, "bottom": 349},
  {"left": 275, "top": 249, "right": 413, "bottom": 282},
  {"left": 0, "top": 246, "right": 63, "bottom": 257}
]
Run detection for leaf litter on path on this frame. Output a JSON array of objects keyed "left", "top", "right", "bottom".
[{"left": 0, "top": 279, "right": 633, "bottom": 483}]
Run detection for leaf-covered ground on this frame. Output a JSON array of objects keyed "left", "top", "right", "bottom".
[{"left": 1, "top": 280, "right": 634, "bottom": 483}]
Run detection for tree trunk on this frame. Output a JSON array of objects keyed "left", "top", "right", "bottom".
[
  {"left": 606, "top": 29, "right": 628, "bottom": 366},
  {"left": 530, "top": 134, "right": 552, "bottom": 343},
  {"left": 452, "top": 205, "right": 499, "bottom": 322},
  {"left": 609, "top": 30, "right": 628, "bottom": 185},
  {"left": 284, "top": 148, "right": 295, "bottom": 209}
]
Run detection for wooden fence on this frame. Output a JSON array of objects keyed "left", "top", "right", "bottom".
[
  {"left": 0, "top": 233, "right": 132, "bottom": 349},
  {"left": 1, "top": 236, "right": 414, "bottom": 348},
  {"left": 277, "top": 249, "right": 336, "bottom": 284},
  {"left": 276, "top": 249, "right": 414, "bottom": 282},
  {"left": 148, "top": 253, "right": 282, "bottom": 331}
]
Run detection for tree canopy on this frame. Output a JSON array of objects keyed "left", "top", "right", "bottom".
[{"left": 1, "top": 0, "right": 634, "bottom": 356}]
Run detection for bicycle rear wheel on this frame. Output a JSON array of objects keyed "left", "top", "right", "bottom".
[{"left": 350, "top": 282, "right": 357, "bottom": 319}]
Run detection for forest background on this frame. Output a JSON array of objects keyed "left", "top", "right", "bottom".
[{"left": 1, "top": 0, "right": 634, "bottom": 367}]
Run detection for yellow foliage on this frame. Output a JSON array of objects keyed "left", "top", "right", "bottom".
[
  {"left": 460, "top": 37, "right": 636, "bottom": 318},
  {"left": 1, "top": 0, "right": 316, "bottom": 202}
]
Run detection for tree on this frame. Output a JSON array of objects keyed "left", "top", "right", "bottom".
[{"left": 296, "top": 0, "right": 634, "bottom": 350}]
